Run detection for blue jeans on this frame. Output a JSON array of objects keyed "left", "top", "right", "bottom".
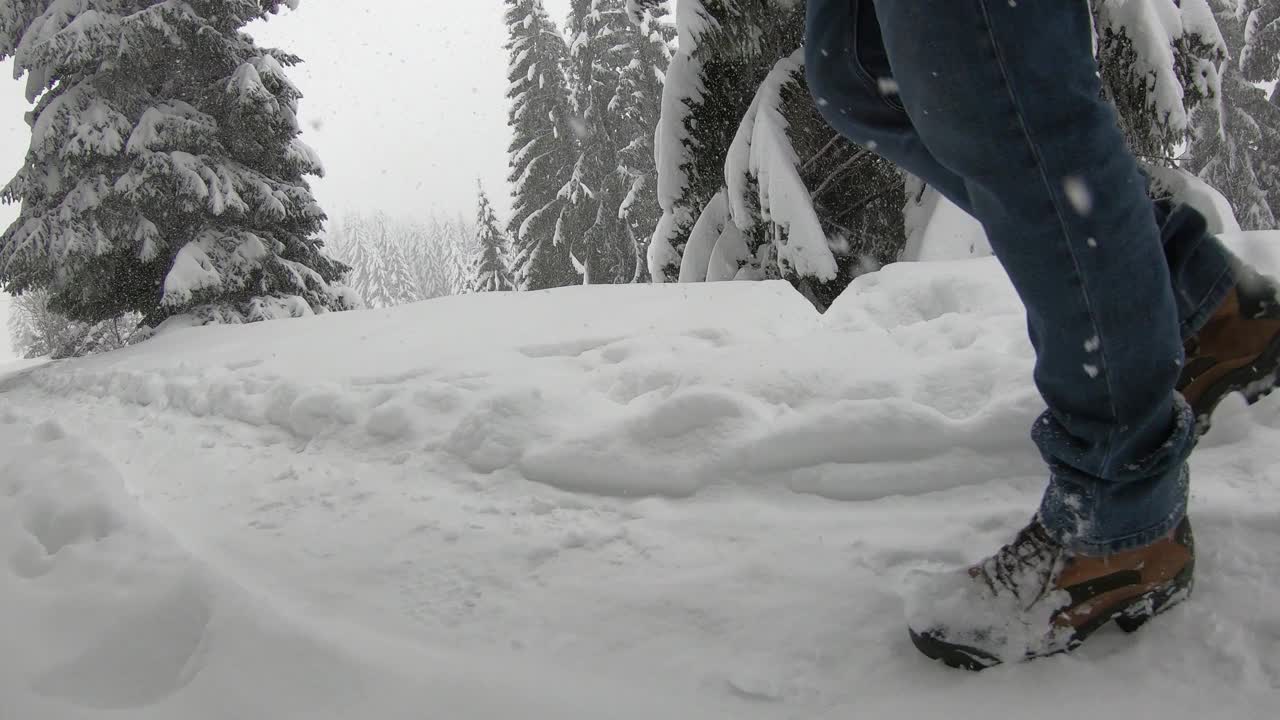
[{"left": 806, "top": 0, "right": 1236, "bottom": 553}]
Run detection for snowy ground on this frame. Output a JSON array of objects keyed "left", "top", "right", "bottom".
[{"left": 3, "top": 234, "right": 1280, "bottom": 719}]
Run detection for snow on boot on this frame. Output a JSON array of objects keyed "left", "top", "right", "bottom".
[
  {"left": 1180, "top": 265, "right": 1280, "bottom": 435},
  {"left": 905, "top": 517, "right": 1195, "bottom": 671}
]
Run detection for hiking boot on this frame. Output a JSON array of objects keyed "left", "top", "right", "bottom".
[
  {"left": 906, "top": 517, "right": 1195, "bottom": 671},
  {"left": 1179, "top": 265, "right": 1280, "bottom": 435}
]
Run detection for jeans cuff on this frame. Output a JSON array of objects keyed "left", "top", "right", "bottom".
[
  {"left": 1036, "top": 396, "right": 1194, "bottom": 555},
  {"left": 1042, "top": 470, "right": 1188, "bottom": 555}
]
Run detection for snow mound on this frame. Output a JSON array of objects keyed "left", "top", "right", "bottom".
[{"left": 18, "top": 265, "right": 1049, "bottom": 501}]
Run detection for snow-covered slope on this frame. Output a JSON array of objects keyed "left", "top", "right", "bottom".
[{"left": 3, "top": 234, "right": 1279, "bottom": 719}]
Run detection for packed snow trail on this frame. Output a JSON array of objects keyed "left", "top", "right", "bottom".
[{"left": 2, "top": 234, "right": 1279, "bottom": 719}]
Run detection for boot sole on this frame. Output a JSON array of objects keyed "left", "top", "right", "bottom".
[
  {"left": 1193, "top": 331, "right": 1280, "bottom": 437},
  {"left": 908, "top": 561, "right": 1195, "bottom": 671}
]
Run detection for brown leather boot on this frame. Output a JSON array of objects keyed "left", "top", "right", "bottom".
[
  {"left": 1179, "top": 267, "right": 1280, "bottom": 435},
  {"left": 907, "top": 517, "right": 1195, "bottom": 671}
]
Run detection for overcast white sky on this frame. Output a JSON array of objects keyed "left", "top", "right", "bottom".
[{"left": 0, "top": 0, "right": 575, "bottom": 361}]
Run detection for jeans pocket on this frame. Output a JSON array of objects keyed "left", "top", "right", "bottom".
[{"left": 849, "top": 0, "right": 906, "bottom": 111}]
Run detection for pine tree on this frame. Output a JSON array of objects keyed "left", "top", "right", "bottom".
[
  {"left": 647, "top": 1, "right": 903, "bottom": 308},
  {"left": 564, "top": 0, "right": 648, "bottom": 285},
  {"left": 0, "top": 1, "right": 355, "bottom": 328},
  {"left": 470, "top": 185, "right": 516, "bottom": 293},
  {"left": 444, "top": 214, "right": 476, "bottom": 295},
  {"left": 406, "top": 221, "right": 451, "bottom": 300},
  {"left": 345, "top": 212, "right": 422, "bottom": 309},
  {"left": 612, "top": 5, "right": 674, "bottom": 283},
  {"left": 333, "top": 213, "right": 464, "bottom": 304},
  {"left": 339, "top": 215, "right": 382, "bottom": 308},
  {"left": 380, "top": 222, "right": 422, "bottom": 306},
  {"left": 505, "top": 0, "right": 580, "bottom": 291},
  {"left": 721, "top": 48, "right": 906, "bottom": 308},
  {"left": 343, "top": 222, "right": 367, "bottom": 305},
  {"left": 1093, "top": 0, "right": 1227, "bottom": 161},
  {"left": 423, "top": 217, "right": 462, "bottom": 298},
  {"left": 646, "top": 1, "right": 788, "bottom": 284},
  {"left": 1188, "top": 0, "right": 1280, "bottom": 230},
  {"left": 1240, "top": 0, "right": 1280, "bottom": 80}
]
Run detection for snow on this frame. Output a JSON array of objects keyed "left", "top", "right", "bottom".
[
  {"left": 1145, "top": 162, "right": 1243, "bottom": 235},
  {"left": 163, "top": 239, "right": 229, "bottom": 307},
  {"left": 649, "top": 50, "right": 704, "bottom": 282},
  {"left": 1063, "top": 176, "right": 1094, "bottom": 216},
  {"left": 732, "top": 50, "right": 838, "bottom": 281},
  {"left": 902, "top": 182, "right": 991, "bottom": 262},
  {"left": 2, "top": 232, "right": 1280, "bottom": 718},
  {"left": 677, "top": 189, "right": 728, "bottom": 283},
  {"left": 1095, "top": 0, "right": 1228, "bottom": 139},
  {"left": 706, "top": 221, "right": 750, "bottom": 282}
]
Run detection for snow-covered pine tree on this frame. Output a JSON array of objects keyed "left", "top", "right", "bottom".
[
  {"left": 1093, "top": 0, "right": 1227, "bottom": 161},
  {"left": 406, "top": 221, "right": 450, "bottom": 300},
  {"left": 1240, "top": 0, "right": 1280, "bottom": 79},
  {"left": 326, "top": 220, "right": 369, "bottom": 294},
  {"left": 505, "top": 0, "right": 580, "bottom": 291},
  {"left": 0, "top": 1, "right": 356, "bottom": 327},
  {"left": 470, "top": 184, "right": 516, "bottom": 293},
  {"left": 610, "top": 4, "right": 674, "bottom": 283},
  {"left": 424, "top": 217, "right": 463, "bottom": 297},
  {"left": 648, "top": 0, "right": 788, "bottom": 284},
  {"left": 337, "top": 215, "right": 380, "bottom": 308},
  {"left": 721, "top": 48, "right": 907, "bottom": 308},
  {"left": 352, "top": 212, "right": 424, "bottom": 308},
  {"left": 645, "top": 1, "right": 904, "bottom": 309},
  {"left": 1188, "top": 0, "right": 1280, "bottom": 230},
  {"left": 333, "top": 213, "right": 462, "bottom": 304},
  {"left": 380, "top": 220, "right": 423, "bottom": 306},
  {"left": 564, "top": 0, "right": 656, "bottom": 284},
  {"left": 443, "top": 213, "right": 478, "bottom": 295}
]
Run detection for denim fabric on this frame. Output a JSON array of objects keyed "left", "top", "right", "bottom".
[{"left": 805, "top": 0, "right": 1236, "bottom": 553}]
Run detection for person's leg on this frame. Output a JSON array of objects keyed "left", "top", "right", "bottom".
[
  {"left": 868, "top": 0, "right": 1197, "bottom": 550},
  {"left": 858, "top": 0, "right": 1206, "bottom": 667},
  {"left": 804, "top": 0, "right": 971, "bottom": 212},
  {"left": 805, "top": 0, "right": 1240, "bottom": 350}
]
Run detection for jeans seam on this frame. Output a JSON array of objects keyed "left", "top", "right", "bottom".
[{"left": 975, "top": 0, "right": 1121, "bottom": 474}]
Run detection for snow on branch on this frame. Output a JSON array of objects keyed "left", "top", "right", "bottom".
[{"left": 728, "top": 50, "right": 837, "bottom": 282}]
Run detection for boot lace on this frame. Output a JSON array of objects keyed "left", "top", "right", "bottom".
[{"left": 975, "top": 522, "right": 1063, "bottom": 608}]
